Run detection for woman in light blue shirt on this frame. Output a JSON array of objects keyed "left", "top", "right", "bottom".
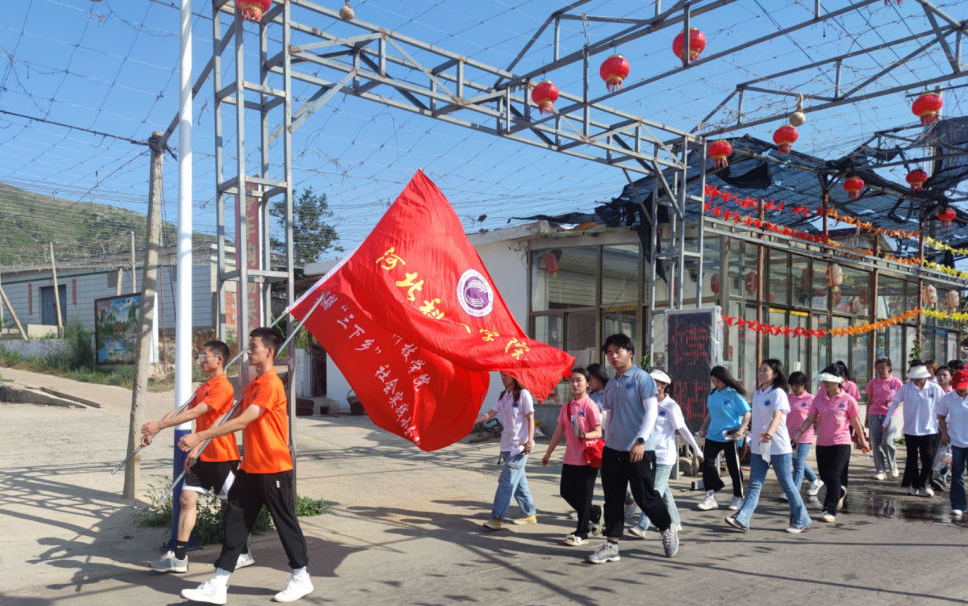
[{"left": 697, "top": 366, "right": 751, "bottom": 512}]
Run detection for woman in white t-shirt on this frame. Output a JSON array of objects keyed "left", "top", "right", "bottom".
[
  {"left": 476, "top": 373, "right": 537, "bottom": 530},
  {"left": 541, "top": 368, "right": 604, "bottom": 545},
  {"left": 725, "top": 359, "right": 811, "bottom": 534},
  {"left": 627, "top": 369, "right": 702, "bottom": 538}
]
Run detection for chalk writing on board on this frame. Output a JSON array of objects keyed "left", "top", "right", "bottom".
[{"left": 666, "top": 312, "right": 714, "bottom": 427}]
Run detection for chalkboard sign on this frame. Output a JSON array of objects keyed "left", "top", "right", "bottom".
[{"left": 665, "top": 307, "right": 722, "bottom": 428}]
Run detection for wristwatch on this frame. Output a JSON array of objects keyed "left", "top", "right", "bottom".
[{"left": 635, "top": 437, "right": 646, "bottom": 445}]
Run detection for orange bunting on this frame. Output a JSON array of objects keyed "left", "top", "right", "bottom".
[{"left": 721, "top": 308, "right": 920, "bottom": 339}]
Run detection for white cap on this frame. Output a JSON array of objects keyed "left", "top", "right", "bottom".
[{"left": 650, "top": 369, "right": 672, "bottom": 386}]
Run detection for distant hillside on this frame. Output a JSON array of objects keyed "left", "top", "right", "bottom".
[{"left": 0, "top": 181, "right": 211, "bottom": 267}]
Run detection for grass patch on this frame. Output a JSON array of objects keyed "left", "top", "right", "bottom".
[{"left": 133, "top": 483, "right": 327, "bottom": 546}]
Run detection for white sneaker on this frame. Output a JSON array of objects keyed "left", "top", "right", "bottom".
[
  {"left": 563, "top": 533, "right": 585, "bottom": 546},
  {"left": 891, "top": 466, "right": 900, "bottom": 478},
  {"left": 151, "top": 550, "right": 187, "bottom": 573},
  {"left": 819, "top": 512, "right": 836, "bottom": 523},
  {"left": 697, "top": 492, "right": 718, "bottom": 511},
  {"left": 627, "top": 525, "right": 647, "bottom": 539},
  {"left": 907, "top": 486, "right": 919, "bottom": 496},
  {"left": 589, "top": 522, "right": 602, "bottom": 537},
  {"left": 952, "top": 509, "right": 964, "bottom": 517},
  {"left": 874, "top": 471, "right": 887, "bottom": 481},
  {"left": 728, "top": 496, "right": 743, "bottom": 511},
  {"left": 807, "top": 479, "right": 823, "bottom": 496},
  {"left": 181, "top": 579, "right": 227, "bottom": 605},
  {"left": 273, "top": 573, "right": 314, "bottom": 603},
  {"left": 587, "top": 541, "right": 620, "bottom": 564},
  {"left": 235, "top": 552, "right": 255, "bottom": 569},
  {"left": 923, "top": 486, "right": 935, "bottom": 497}
]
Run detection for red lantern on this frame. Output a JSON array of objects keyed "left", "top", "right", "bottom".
[
  {"left": 543, "top": 251, "right": 559, "bottom": 276},
  {"left": 911, "top": 92, "right": 943, "bottom": 126},
  {"left": 708, "top": 140, "right": 732, "bottom": 169},
  {"left": 710, "top": 271, "right": 720, "bottom": 295},
  {"left": 236, "top": 0, "right": 271, "bottom": 22},
  {"left": 939, "top": 208, "right": 956, "bottom": 226},
  {"left": 531, "top": 81, "right": 559, "bottom": 115},
  {"left": 772, "top": 124, "right": 798, "bottom": 155},
  {"left": 744, "top": 270, "right": 758, "bottom": 295},
  {"left": 843, "top": 176, "right": 865, "bottom": 200},
  {"left": 599, "top": 55, "right": 630, "bottom": 92},
  {"left": 672, "top": 28, "right": 706, "bottom": 64},
  {"left": 906, "top": 168, "right": 928, "bottom": 192}
]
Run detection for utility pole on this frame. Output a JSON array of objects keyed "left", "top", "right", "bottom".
[
  {"left": 123, "top": 131, "right": 164, "bottom": 499},
  {"left": 131, "top": 231, "right": 137, "bottom": 293}
]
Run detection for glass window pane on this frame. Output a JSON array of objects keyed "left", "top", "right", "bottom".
[
  {"left": 812, "top": 260, "right": 829, "bottom": 310},
  {"left": 792, "top": 255, "right": 810, "bottom": 308},
  {"left": 830, "top": 316, "right": 849, "bottom": 371},
  {"left": 767, "top": 308, "right": 786, "bottom": 361},
  {"left": 741, "top": 305, "right": 757, "bottom": 388},
  {"left": 565, "top": 311, "right": 597, "bottom": 367},
  {"left": 531, "top": 247, "right": 597, "bottom": 311},
  {"left": 604, "top": 308, "right": 637, "bottom": 356},
  {"left": 602, "top": 245, "right": 639, "bottom": 306},
  {"left": 877, "top": 276, "right": 905, "bottom": 319},
  {"left": 835, "top": 266, "right": 869, "bottom": 317},
  {"left": 812, "top": 314, "right": 830, "bottom": 374},
  {"left": 704, "top": 236, "right": 721, "bottom": 302},
  {"left": 851, "top": 322, "right": 870, "bottom": 388},
  {"left": 789, "top": 311, "right": 809, "bottom": 374},
  {"left": 768, "top": 250, "right": 789, "bottom": 306},
  {"left": 533, "top": 315, "right": 563, "bottom": 350}
]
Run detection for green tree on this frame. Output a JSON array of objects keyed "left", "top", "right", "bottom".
[{"left": 270, "top": 187, "right": 342, "bottom": 266}]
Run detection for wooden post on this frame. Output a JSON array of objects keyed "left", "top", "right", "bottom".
[
  {"left": 123, "top": 132, "right": 164, "bottom": 500},
  {"left": 116, "top": 267, "right": 124, "bottom": 296},
  {"left": 130, "top": 231, "right": 137, "bottom": 293},
  {"left": 49, "top": 242, "right": 64, "bottom": 337}
]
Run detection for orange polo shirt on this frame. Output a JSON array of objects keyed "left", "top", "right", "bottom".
[
  {"left": 239, "top": 368, "right": 292, "bottom": 474},
  {"left": 191, "top": 373, "right": 239, "bottom": 463}
]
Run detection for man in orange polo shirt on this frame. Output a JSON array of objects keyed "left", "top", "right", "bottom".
[
  {"left": 178, "top": 327, "right": 312, "bottom": 605},
  {"left": 140, "top": 340, "right": 253, "bottom": 573}
]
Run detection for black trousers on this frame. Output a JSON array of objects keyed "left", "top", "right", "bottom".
[
  {"left": 215, "top": 469, "right": 309, "bottom": 572},
  {"left": 560, "top": 463, "right": 600, "bottom": 539},
  {"left": 815, "top": 444, "right": 851, "bottom": 515},
  {"left": 600, "top": 447, "right": 671, "bottom": 538},
  {"left": 701, "top": 439, "right": 744, "bottom": 497},
  {"left": 902, "top": 433, "right": 940, "bottom": 489}
]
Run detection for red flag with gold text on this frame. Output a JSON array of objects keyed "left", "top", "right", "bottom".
[{"left": 288, "top": 170, "right": 574, "bottom": 450}]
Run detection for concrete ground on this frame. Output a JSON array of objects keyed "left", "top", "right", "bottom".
[{"left": 1, "top": 365, "right": 967, "bottom": 606}]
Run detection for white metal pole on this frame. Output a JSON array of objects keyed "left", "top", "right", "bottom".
[{"left": 169, "top": 0, "right": 194, "bottom": 546}]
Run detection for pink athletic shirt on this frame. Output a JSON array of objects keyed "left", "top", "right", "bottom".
[
  {"left": 556, "top": 396, "right": 603, "bottom": 466},
  {"left": 865, "top": 376, "right": 903, "bottom": 416},
  {"left": 809, "top": 390, "right": 859, "bottom": 446},
  {"left": 786, "top": 391, "right": 815, "bottom": 444}
]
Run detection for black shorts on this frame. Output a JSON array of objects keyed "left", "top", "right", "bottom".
[{"left": 183, "top": 460, "right": 239, "bottom": 499}]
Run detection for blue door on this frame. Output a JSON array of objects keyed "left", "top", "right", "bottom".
[{"left": 41, "top": 285, "right": 67, "bottom": 326}]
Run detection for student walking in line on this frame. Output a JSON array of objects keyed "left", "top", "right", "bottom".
[
  {"left": 936, "top": 366, "right": 953, "bottom": 393},
  {"left": 178, "top": 327, "right": 313, "bottom": 605},
  {"left": 628, "top": 369, "right": 702, "bottom": 538},
  {"left": 477, "top": 372, "right": 537, "bottom": 530},
  {"left": 725, "top": 360, "right": 811, "bottom": 534},
  {"left": 885, "top": 363, "right": 945, "bottom": 497},
  {"left": 587, "top": 363, "right": 609, "bottom": 410},
  {"left": 792, "top": 371, "right": 869, "bottom": 523},
  {"left": 586, "top": 333, "right": 679, "bottom": 564},
  {"left": 541, "top": 368, "right": 603, "bottom": 545},
  {"left": 834, "top": 360, "right": 861, "bottom": 401},
  {"left": 140, "top": 340, "right": 254, "bottom": 574},
  {"left": 865, "top": 357, "right": 904, "bottom": 481},
  {"left": 937, "top": 369, "right": 968, "bottom": 516},
  {"left": 786, "top": 371, "right": 822, "bottom": 498},
  {"left": 696, "top": 366, "right": 751, "bottom": 512}
]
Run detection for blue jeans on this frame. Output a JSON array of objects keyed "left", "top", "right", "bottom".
[
  {"left": 636, "top": 463, "right": 680, "bottom": 529},
  {"left": 733, "top": 453, "right": 811, "bottom": 530},
  {"left": 792, "top": 442, "right": 818, "bottom": 490},
  {"left": 951, "top": 446, "right": 968, "bottom": 512},
  {"left": 491, "top": 452, "right": 535, "bottom": 520}
]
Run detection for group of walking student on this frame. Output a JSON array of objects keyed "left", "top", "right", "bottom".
[{"left": 481, "top": 332, "right": 968, "bottom": 562}]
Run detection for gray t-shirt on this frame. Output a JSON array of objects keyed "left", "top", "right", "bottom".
[{"left": 603, "top": 365, "right": 658, "bottom": 452}]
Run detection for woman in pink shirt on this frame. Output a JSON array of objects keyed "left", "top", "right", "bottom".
[
  {"left": 865, "top": 357, "right": 904, "bottom": 480},
  {"left": 541, "top": 368, "right": 603, "bottom": 546},
  {"left": 792, "top": 372, "right": 869, "bottom": 523},
  {"left": 787, "top": 372, "right": 822, "bottom": 497}
]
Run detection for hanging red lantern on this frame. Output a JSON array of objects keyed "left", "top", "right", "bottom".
[
  {"left": 672, "top": 28, "right": 706, "bottom": 64},
  {"left": 906, "top": 168, "right": 928, "bottom": 192},
  {"left": 744, "top": 270, "right": 758, "bottom": 295},
  {"left": 710, "top": 271, "right": 721, "bottom": 295},
  {"left": 772, "top": 124, "right": 798, "bottom": 155},
  {"left": 542, "top": 251, "right": 560, "bottom": 276},
  {"left": 843, "top": 176, "right": 865, "bottom": 200},
  {"left": 236, "top": 0, "right": 271, "bottom": 22},
  {"left": 531, "top": 81, "right": 559, "bottom": 115},
  {"left": 939, "top": 208, "right": 956, "bottom": 226},
  {"left": 599, "top": 55, "right": 630, "bottom": 92},
  {"left": 911, "top": 92, "right": 943, "bottom": 126},
  {"left": 707, "top": 140, "right": 732, "bottom": 169}
]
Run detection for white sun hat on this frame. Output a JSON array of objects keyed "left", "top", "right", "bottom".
[
  {"left": 816, "top": 372, "right": 843, "bottom": 384},
  {"left": 650, "top": 369, "right": 672, "bottom": 385},
  {"left": 908, "top": 365, "right": 932, "bottom": 380}
]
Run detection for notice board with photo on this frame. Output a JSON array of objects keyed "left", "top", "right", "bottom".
[{"left": 665, "top": 307, "right": 723, "bottom": 428}]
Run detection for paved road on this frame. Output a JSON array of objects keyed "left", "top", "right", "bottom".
[{"left": 1, "top": 366, "right": 967, "bottom": 605}]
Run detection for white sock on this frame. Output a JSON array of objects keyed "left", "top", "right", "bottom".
[
  {"left": 706, "top": 490, "right": 715, "bottom": 497},
  {"left": 211, "top": 568, "right": 231, "bottom": 587},
  {"left": 292, "top": 566, "right": 308, "bottom": 579}
]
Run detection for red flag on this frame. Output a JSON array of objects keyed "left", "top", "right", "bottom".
[{"left": 288, "top": 170, "right": 574, "bottom": 450}]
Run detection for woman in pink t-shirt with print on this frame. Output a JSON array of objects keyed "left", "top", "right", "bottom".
[
  {"left": 792, "top": 371, "right": 869, "bottom": 523},
  {"left": 865, "top": 357, "right": 904, "bottom": 480},
  {"left": 786, "top": 371, "right": 822, "bottom": 497},
  {"left": 542, "top": 368, "right": 603, "bottom": 546}
]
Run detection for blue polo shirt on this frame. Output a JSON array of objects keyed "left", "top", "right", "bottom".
[
  {"left": 603, "top": 365, "right": 658, "bottom": 451},
  {"left": 706, "top": 386, "right": 751, "bottom": 442}
]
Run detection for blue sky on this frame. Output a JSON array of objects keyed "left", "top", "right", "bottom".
[{"left": 1, "top": 0, "right": 965, "bottom": 261}]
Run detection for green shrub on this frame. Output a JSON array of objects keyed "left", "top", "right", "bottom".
[{"left": 296, "top": 496, "right": 327, "bottom": 516}]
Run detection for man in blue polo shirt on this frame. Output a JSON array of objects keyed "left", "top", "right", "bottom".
[{"left": 587, "top": 333, "right": 679, "bottom": 564}]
